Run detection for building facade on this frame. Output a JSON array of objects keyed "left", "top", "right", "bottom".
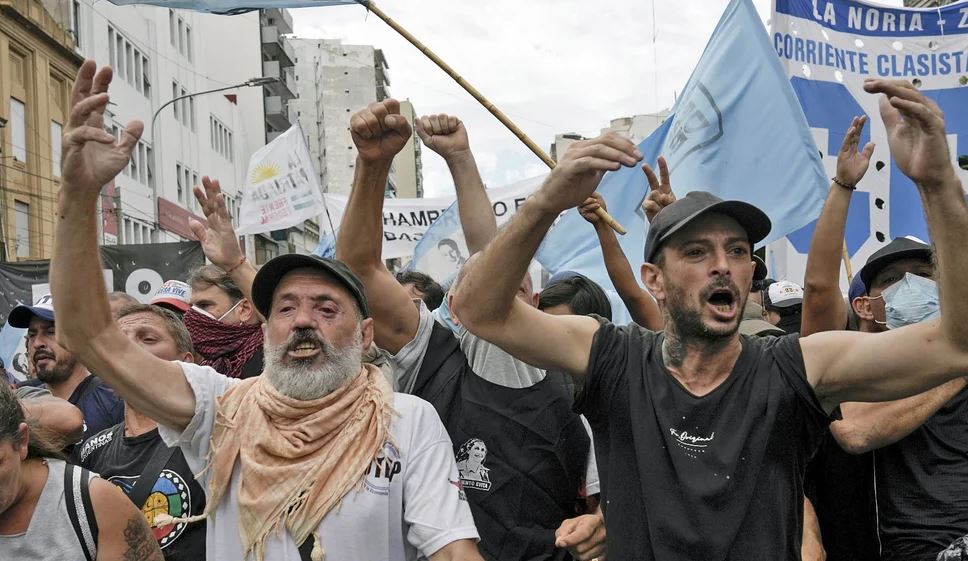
[
  {"left": 392, "top": 99, "right": 423, "bottom": 199},
  {"left": 290, "top": 37, "right": 393, "bottom": 196},
  {"left": 0, "top": 0, "right": 83, "bottom": 260},
  {"left": 550, "top": 111, "right": 671, "bottom": 162}
]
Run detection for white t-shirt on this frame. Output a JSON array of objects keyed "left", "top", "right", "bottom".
[{"left": 158, "top": 362, "right": 479, "bottom": 561}]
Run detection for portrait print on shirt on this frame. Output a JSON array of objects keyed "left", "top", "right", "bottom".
[{"left": 455, "top": 438, "right": 491, "bottom": 492}]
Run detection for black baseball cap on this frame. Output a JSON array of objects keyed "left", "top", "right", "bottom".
[
  {"left": 644, "top": 191, "right": 772, "bottom": 264},
  {"left": 752, "top": 255, "right": 768, "bottom": 282},
  {"left": 858, "top": 237, "right": 932, "bottom": 291},
  {"left": 252, "top": 254, "right": 370, "bottom": 318}
]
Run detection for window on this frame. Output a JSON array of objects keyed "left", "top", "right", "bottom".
[
  {"left": 10, "top": 99, "right": 26, "bottom": 162},
  {"left": 169, "top": 10, "right": 176, "bottom": 45},
  {"left": 72, "top": 1, "right": 82, "bottom": 48},
  {"left": 108, "top": 26, "right": 150, "bottom": 98},
  {"left": 189, "top": 97, "right": 196, "bottom": 131},
  {"left": 176, "top": 163, "right": 184, "bottom": 203},
  {"left": 172, "top": 82, "right": 180, "bottom": 121},
  {"left": 186, "top": 26, "right": 193, "bottom": 61},
  {"left": 50, "top": 122, "right": 62, "bottom": 177},
  {"left": 208, "top": 116, "right": 234, "bottom": 162},
  {"left": 14, "top": 201, "right": 29, "bottom": 258},
  {"left": 177, "top": 19, "right": 185, "bottom": 54},
  {"left": 108, "top": 28, "right": 116, "bottom": 67}
]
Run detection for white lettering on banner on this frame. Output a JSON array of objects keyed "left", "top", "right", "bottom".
[
  {"left": 768, "top": 0, "right": 968, "bottom": 289},
  {"left": 323, "top": 176, "right": 544, "bottom": 260}
]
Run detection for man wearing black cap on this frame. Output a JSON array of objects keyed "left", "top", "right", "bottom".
[
  {"left": 454, "top": 78, "right": 968, "bottom": 559},
  {"left": 819, "top": 235, "right": 968, "bottom": 560},
  {"left": 48, "top": 60, "right": 482, "bottom": 561},
  {"left": 10, "top": 294, "right": 123, "bottom": 439}
]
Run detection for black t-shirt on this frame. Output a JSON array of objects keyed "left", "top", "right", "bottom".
[
  {"left": 575, "top": 321, "right": 833, "bottom": 560},
  {"left": 75, "top": 423, "right": 205, "bottom": 561},
  {"left": 803, "top": 433, "right": 879, "bottom": 561},
  {"left": 877, "top": 383, "right": 968, "bottom": 561},
  {"left": 414, "top": 322, "right": 589, "bottom": 561}
]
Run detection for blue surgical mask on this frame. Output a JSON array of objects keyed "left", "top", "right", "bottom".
[{"left": 880, "top": 273, "right": 940, "bottom": 329}]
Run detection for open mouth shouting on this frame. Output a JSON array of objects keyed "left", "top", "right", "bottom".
[
  {"left": 705, "top": 287, "right": 739, "bottom": 322},
  {"left": 285, "top": 330, "right": 326, "bottom": 360}
]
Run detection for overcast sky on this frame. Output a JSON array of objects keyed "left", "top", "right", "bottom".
[{"left": 292, "top": 0, "right": 901, "bottom": 198}]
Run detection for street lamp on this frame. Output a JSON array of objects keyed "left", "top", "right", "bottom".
[{"left": 129, "top": 76, "right": 278, "bottom": 244}]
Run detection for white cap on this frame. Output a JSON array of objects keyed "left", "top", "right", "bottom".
[
  {"left": 767, "top": 280, "right": 803, "bottom": 308},
  {"left": 150, "top": 280, "right": 191, "bottom": 312}
]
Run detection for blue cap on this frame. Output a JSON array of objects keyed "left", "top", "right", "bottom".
[
  {"left": 8, "top": 294, "right": 55, "bottom": 327},
  {"left": 847, "top": 273, "right": 866, "bottom": 303}
]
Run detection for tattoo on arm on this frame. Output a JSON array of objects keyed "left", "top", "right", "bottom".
[{"left": 122, "top": 514, "right": 163, "bottom": 561}]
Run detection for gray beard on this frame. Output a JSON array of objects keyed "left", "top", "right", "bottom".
[{"left": 263, "top": 329, "right": 364, "bottom": 401}]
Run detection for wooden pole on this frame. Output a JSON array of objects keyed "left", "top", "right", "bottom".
[
  {"left": 841, "top": 241, "right": 853, "bottom": 283},
  {"left": 363, "top": 0, "right": 627, "bottom": 235}
]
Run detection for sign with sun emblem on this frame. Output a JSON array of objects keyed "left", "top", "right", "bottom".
[{"left": 237, "top": 123, "right": 325, "bottom": 235}]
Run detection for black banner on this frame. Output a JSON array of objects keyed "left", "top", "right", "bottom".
[{"left": 0, "top": 241, "right": 205, "bottom": 325}]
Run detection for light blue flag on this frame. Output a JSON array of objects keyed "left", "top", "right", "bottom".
[
  {"left": 313, "top": 229, "right": 337, "bottom": 259},
  {"left": 107, "top": 0, "right": 360, "bottom": 13},
  {"left": 0, "top": 321, "right": 27, "bottom": 383},
  {"left": 536, "top": 0, "right": 827, "bottom": 324}
]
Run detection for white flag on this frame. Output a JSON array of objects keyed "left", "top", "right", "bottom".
[{"left": 238, "top": 124, "right": 324, "bottom": 235}]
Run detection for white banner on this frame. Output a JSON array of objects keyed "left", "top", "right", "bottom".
[
  {"left": 238, "top": 124, "right": 326, "bottom": 235},
  {"left": 323, "top": 176, "right": 544, "bottom": 260},
  {"left": 768, "top": 0, "right": 968, "bottom": 287}
]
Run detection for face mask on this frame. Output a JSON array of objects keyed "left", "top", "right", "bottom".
[
  {"left": 875, "top": 273, "right": 940, "bottom": 329},
  {"left": 190, "top": 298, "right": 243, "bottom": 324}
]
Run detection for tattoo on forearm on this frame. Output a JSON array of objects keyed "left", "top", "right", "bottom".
[{"left": 122, "top": 515, "right": 163, "bottom": 561}]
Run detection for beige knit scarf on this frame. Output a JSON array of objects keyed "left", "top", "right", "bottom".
[{"left": 160, "top": 363, "right": 394, "bottom": 561}]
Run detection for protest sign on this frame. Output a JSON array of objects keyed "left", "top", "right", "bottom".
[
  {"left": 0, "top": 242, "right": 204, "bottom": 381},
  {"left": 324, "top": 176, "right": 543, "bottom": 263},
  {"left": 769, "top": 0, "right": 968, "bottom": 286},
  {"left": 238, "top": 124, "right": 326, "bottom": 235}
]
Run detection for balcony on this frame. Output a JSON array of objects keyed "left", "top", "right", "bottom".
[
  {"left": 261, "top": 27, "right": 295, "bottom": 67},
  {"left": 375, "top": 64, "right": 390, "bottom": 87},
  {"left": 264, "top": 96, "right": 291, "bottom": 130},
  {"left": 261, "top": 8, "right": 293, "bottom": 35},
  {"left": 262, "top": 60, "right": 296, "bottom": 100}
]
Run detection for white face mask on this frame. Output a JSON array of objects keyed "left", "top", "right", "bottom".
[{"left": 191, "top": 298, "right": 243, "bottom": 323}]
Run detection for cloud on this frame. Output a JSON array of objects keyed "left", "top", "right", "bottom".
[{"left": 290, "top": 0, "right": 894, "bottom": 198}]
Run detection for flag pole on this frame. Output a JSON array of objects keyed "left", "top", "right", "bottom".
[
  {"left": 841, "top": 242, "right": 853, "bottom": 282},
  {"left": 360, "top": 0, "right": 627, "bottom": 235}
]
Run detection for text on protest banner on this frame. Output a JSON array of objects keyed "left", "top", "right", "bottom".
[
  {"left": 323, "top": 177, "right": 543, "bottom": 261},
  {"left": 768, "top": 0, "right": 968, "bottom": 287}
]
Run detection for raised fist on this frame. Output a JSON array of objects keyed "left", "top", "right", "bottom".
[{"left": 350, "top": 99, "right": 412, "bottom": 164}]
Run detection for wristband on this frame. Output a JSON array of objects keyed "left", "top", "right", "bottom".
[
  {"left": 225, "top": 256, "right": 247, "bottom": 275},
  {"left": 832, "top": 177, "right": 857, "bottom": 190}
]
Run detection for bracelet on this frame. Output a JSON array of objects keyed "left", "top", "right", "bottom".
[
  {"left": 831, "top": 176, "right": 856, "bottom": 190},
  {"left": 225, "top": 256, "right": 247, "bottom": 275}
]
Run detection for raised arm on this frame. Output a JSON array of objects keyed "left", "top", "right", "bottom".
[
  {"left": 831, "top": 377, "right": 966, "bottom": 454},
  {"left": 20, "top": 395, "right": 84, "bottom": 445},
  {"left": 800, "top": 116, "right": 874, "bottom": 336},
  {"left": 188, "top": 176, "right": 261, "bottom": 321},
  {"left": 452, "top": 134, "right": 642, "bottom": 376},
  {"left": 803, "top": 80, "right": 968, "bottom": 409},
  {"left": 579, "top": 192, "right": 661, "bottom": 330},
  {"left": 335, "top": 99, "right": 420, "bottom": 354},
  {"left": 416, "top": 114, "right": 496, "bottom": 253},
  {"left": 51, "top": 60, "right": 194, "bottom": 431}
]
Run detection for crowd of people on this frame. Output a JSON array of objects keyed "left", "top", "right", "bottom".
[{"left": 0, "top": 58, "right": 965, "bottom": 561}]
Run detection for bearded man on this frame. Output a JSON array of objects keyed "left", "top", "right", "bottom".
[
  {"left": 50, "top": 59, "right": 483, "bottom": 561},
  {"left": 452, "top": 79, "right": 968, "bottom": 560}
]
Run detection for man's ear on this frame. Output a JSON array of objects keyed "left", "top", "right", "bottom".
[
  {"left": 447, "top": 292, "right": 461, "bottom": 326},
  {"left": 641, "top": 263, "right": 664, "bottom": 304},
  {"left": 360, "top": 317, "right": 375, "bottom": 350},
  {"left": 852, "top": 296, "right": 874, "bottom": 321},
  {"left": 532, "top": 291, "right": 540, "bottom": 308},
  {"left": 238, "top": 299, "right": 255, "bottom": 324},
  {"left": 181, "top": 351, "right": 196, "bottom": 364}
]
